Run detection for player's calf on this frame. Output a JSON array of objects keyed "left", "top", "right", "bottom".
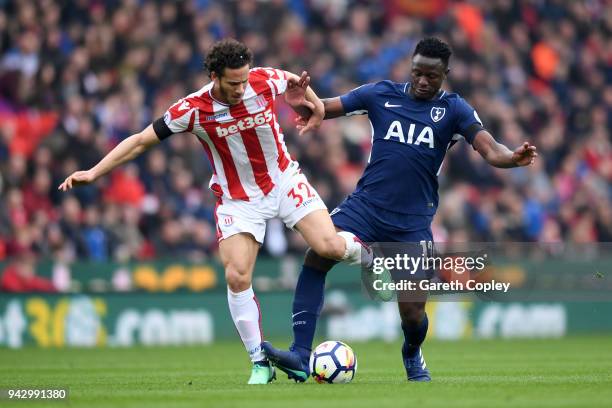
[
  {"left": 338, "top": 232, "right": 395, "bottom": 301},
  {"left": 308, "top": 232, "right": 347, "bottom": 261},
  {"left": 400, "top": 309, "right": 430, "bottom": 381},
  {"left": 295, "top": 211, "right": 373, "bottom": 263}
]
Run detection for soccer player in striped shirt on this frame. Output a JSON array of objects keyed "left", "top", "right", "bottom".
[{"left": 59, "top": 39, "right": 371, "bottom": 384}]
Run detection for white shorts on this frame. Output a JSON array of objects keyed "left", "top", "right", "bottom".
[{"left": 215, "top": 162, "right": 327, "bottom": 244}]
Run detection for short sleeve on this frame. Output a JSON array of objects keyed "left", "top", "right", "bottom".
[
  {"left": 454, "top": 97, "right": 484, "bottom": 144},
  {"left": 339, "top": 83, "right": 375, "bottom": 116},
  {"left": 251, "top": 67, "right": 288, "bottom": 96},
  {"left": 162, "top": 98, "right": 196, "bottom": 134}
]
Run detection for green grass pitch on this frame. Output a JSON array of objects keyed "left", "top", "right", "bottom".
[{"left": 1, "top": 336, "right": 611, "bottom": 407}]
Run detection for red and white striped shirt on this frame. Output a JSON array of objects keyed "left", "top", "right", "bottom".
[{"left": 163, "top": 67, "right": 293, "bottom": 201}]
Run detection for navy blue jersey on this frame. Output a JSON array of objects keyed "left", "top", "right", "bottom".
[{"left": 340, "top": 80, "right": 483, "bottom": 216}]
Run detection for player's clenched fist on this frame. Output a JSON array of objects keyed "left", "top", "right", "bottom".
[{"left": 58, "top": 170, "right": 96, "bottom": 191}]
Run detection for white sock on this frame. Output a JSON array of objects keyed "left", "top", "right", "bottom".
[
  {"left": 338, "top": 231, "right": 373, "bottom": 267},
  {"left": 227, "top": 286, "right": 265, "bottom": 362}
]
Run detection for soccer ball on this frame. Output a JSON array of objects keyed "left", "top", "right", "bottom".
[{"left": 309, "top": 341, "right": 357, "bottom": 384}]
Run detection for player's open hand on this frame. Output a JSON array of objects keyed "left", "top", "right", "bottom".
[
  {"left": 285, "top": 71, "right": 312, "bottom": 109},
  {"left": 512, "top": 142, "right": 538, "bottom": 166},
  {"left": 58, "top": 170, "right": 96, "bottom": 191},
  {"left": 285, "top": 71, "right": 324, "bottom": 136}
]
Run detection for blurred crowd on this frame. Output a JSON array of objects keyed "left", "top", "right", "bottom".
[{"left": 0, "top": 0, "right": 610, "bottom": 275}]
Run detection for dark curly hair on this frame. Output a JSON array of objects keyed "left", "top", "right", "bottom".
[
  {"left": 204, "top": 39, "right": 253, "bottom": 78},
  {"left": 413, "top": 37, "right": 452, "bottom": 68}
]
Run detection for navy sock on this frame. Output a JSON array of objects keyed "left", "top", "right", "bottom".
[
  {"left": 401, "top": 313, "right": 429, "bottom": 358},
  {"left": 290, "top": 264, "right": 327, "bottom": 363}
]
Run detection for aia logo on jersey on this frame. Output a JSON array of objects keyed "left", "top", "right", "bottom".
[
  {"left": 430, "top": 107, "right": 446, "bottom": 122},
  {"left": 384, "top": 121, "right": 435, "bottom": 148},
  {"left": 215, "top": 109, "right": 273, "bottom": 138}
]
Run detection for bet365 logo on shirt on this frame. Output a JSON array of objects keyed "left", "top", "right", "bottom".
[{"left": 215, "top": 109, "right": 273, "bottom": 138}]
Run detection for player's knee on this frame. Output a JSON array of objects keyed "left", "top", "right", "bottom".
[
  {"left": 310, "top": 234, "right": 345, "bottom": 260},
  {"left": 399, "top": 303, "right": 426, "bottom": 326},
  {"left": 225, "top": 263, "right": 252, "bottom": 292}
]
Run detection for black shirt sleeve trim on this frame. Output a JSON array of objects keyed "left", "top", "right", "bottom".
[
  {"left": 463, "top": 123, "right": 485, "bottom": 144},
  {"left": 153, "top": 117, "right": 173, "bottom": 140}
]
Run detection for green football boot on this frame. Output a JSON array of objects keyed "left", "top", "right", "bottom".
[
  {"left": 349, "top": 235, "right": 395, "bottom": 302},
  {"left": 362, "top": 259, "right": 395, "bottom": 301},
  {"left": 247, "top": 361, "right": 276, "bottom": 385},
  {"left": 361, "top": 243, "right": 394, "bottom": 301}
]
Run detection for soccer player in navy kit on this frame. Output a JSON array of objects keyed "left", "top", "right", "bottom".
[{"left": 262, "top": 38, "right": 537, "bottom": 382}]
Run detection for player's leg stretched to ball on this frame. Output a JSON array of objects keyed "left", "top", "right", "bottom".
[
  {"left": 262, "top": 246, "right": 336, "bottom": 382},
  {"left": 219, "top": 164, "right": 379, "bottom": 384},
  {"left": 258, "top": 165, "right": 391, "bottom": 382},
  {"left": 262, "top": 244, "right": 431, "bottom": 382},
  {"left": 263, "top": 197, "right": 430, "bottom": 382},
  {"left": 262, "top": 244, "right": 404, "bottom": 382}
]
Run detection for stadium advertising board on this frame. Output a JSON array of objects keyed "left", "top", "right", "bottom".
[{"left": 2, "top": 293, "right": 612, "bottom": 348}]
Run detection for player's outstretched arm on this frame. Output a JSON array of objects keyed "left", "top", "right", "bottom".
[
  {"left": 322, "top": 97, "right": 346, "bottom": 119},
  {"left": 473, "top": 130, "right": 538, "bottom": 168},
  {"left": 58, "top": 125, "right": 160, "bottom": 191},
  {"left": 292, "top": 97, "right": 346, "bottom": 132}
]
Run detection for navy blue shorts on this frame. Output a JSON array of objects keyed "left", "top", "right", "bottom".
[
  {"left": 332, "top": 195, "right": 434, "bottom": 281},
  {"left": 331, "top": 194, "right": 433, "bottom": 243}
]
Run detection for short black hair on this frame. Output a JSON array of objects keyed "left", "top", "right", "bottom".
[
  {"left": 413, "top": 37, "right": 452, "bottom": 68},
  {"left": 205, "top": 39, "right": 252, "bottom": 77}
]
